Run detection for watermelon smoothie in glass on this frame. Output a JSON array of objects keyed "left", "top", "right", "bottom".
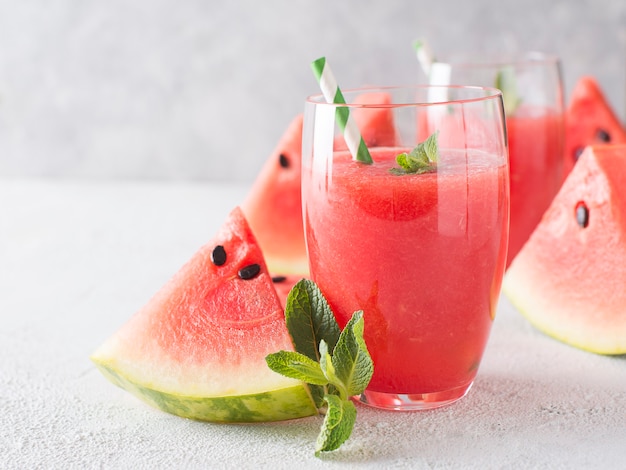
[
  {"left": 302, "top": 85, "right": 509, "bottom": 410},
  {"left": 426, "top": 53, "right": 564, "bottom": 267}
]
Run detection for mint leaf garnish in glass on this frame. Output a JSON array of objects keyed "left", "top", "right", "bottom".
[
  {"left": 265, "top": 279, "right": 373, "bottom": 456},
  {"left": 390, "top": 130, "right": 440, "bottom": 175},
  {"left": 495, "top": 65, "right": 522, "bottom": 115}
]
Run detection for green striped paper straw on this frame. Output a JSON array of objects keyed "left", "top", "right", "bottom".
[
  {"left": 413, "top": 39, "right": 435, "bottom": 77},
  {"left": 310, "top": 57, "right": 373, "bottom": 164},
  {"left": 413, "top": 39, "right": 451, "bottom": 86}
]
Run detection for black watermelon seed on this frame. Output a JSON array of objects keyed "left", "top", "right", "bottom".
[
  {"left": 573, "top": 146, "right": 585, "bottom": 161},
  {"left": 272, "top": 275, "right": 287, "bottom": 283},
  {"left": 211, "top": 245, "right": 227, "bottom": 266},
  {"left": 575, "top": 202, "right": 589, "bottom": 228},
  {"left": 596, "top": 128, "right": 611, "bottom": 143},
  {"left": 238, "top": 263, "right": 261, "bottom": 280},
  {"left": 279, "top": 153, "right": 290, "bottom": 168}
]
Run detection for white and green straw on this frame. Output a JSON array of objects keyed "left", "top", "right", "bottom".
[
  {"left": 311, "top": 57, "right": 373, "bottom": 164},
  {"left": 413, "top": 39, "right": 435, "bottom": 77},
  {"left": 413, "top": 40, "right": 451, "bottom": 108},
  {"left": 413, "top": 39, "right": 451, "bottom": 86}
]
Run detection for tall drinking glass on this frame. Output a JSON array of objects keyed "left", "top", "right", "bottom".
[
  {"left": 427, "top": 53, "right": 564, "bottom": 267},
  {"left": 302, "top": 85, "right": 509, "bottom": 410}
]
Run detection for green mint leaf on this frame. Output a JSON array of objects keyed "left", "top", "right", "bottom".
[
  {"left": 266, "top": 280, "right": 374, "bottom": 456},
  {"left": 394, "top": 150, "right": 428, "bottom": 174},
  {"left": 315, "top": 394, "right": 357, "bottom": 456},
  {"left": 319, "top": 339, "right": 347, "bottom": 400},
  {"left": 285, "top": 279, "right": 341, "bottom": 361},
  {"left": 390, "top": 131, "right": 439, "bottom": 175},
  {"left": 329, "top": 311, "right": 373, "bottom": 397},
  {"left": 408, "top": 143, "right": 429, "bottom": 163},
  {"left": 421, "top": 130, "right": 439, "bottom": 162},
  {"left": 495, "top": 66, "right": 522, "bottom": 115},
  {"left": 265, "top": 351, "right": 329, "bottom": 385},
  {"left": 395, "top": 153, "right": 414, "bottom": 170},
  {"left": 284, "top": 279, "right": 341, "bottom": 406}
]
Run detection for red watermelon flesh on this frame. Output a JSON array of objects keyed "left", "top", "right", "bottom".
[
  {"left": 271, "top": 274, "right": 302, "bottom": 308},
  {"left": 242, "top": 114, "right": 308, "bottom": 275},
  {"left": 91, "top": 207, "right": 317, "bottom": 422},
  {"left": 563, "top": 76, "right": 626, "bottom": 177},
  {"left": 242, "top": 93, "right": 398, "bottom": 276},
  {"left": 333, "top": 91, "right": 399, "bottom": 150},
  {"left": 504, "top": 144, "right": 626, "bottom": 354}
]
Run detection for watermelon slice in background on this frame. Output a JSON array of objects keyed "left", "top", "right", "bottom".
[
  {"left": 242, "top": 114, "right": 308, "bottom": 276},
  {"left": 504, "top": 144, "right": 626, "bottom": 355},
  {"left": 333, "top": 91, "right": 398, "bottom": 151},
  {"left": 271, "top": 274, "right": 302, "bottom": 308},
  {"left": 563, "top": 76, "right": 626, "bottom": 177},
  {"left": 91, "top": 207, "right": 317, "bottom": 422},
  {"left": 241, "top": 92, "right": 398, "bottom": 276}
]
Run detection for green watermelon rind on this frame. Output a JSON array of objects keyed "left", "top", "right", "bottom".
[{"left": 93, "top": 360, "right": 318, "bottom": 423}]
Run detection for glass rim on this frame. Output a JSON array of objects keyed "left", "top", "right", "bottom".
[
  {"left": 305, "top": 84, "right": 503, "bottom": 108},
  {"left": 433, "top": 51, "right": 561, "bottom": 69}
]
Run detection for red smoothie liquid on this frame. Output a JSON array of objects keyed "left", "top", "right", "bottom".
[
  {"left": 507, "top": 106, "right": 563, "bottom": 267},
  {"left": 303, "top": 148, "right": 508, "bottom": 397}
]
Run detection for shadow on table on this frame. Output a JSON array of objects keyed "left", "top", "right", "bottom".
[{"left": 303, "top": 369, "right": 626, "bottom": 465}]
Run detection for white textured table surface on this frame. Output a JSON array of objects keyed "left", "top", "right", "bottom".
[{"left": 2, "top": 179, "right": 625, "bottom": 470}]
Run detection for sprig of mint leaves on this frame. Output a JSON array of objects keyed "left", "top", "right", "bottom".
[
  {"left": 265, "top": 279, "right": 373, "bottom": 456},
  {"left": 494, "top": 65, "right": 522, "bottom": 115},
  {"left": 389, "top": 130, "right": 440, "bottom": 175}
]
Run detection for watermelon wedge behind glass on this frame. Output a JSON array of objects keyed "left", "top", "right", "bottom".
[
  {"left": 271, "top": 274, "right": 302, "bottom": 308},
  {"left": 91, "top": 207, "right": 317, "bottom": 422},
  {"left": 504, "top": 145, "right": 626, "bottom": 355},
  {"left": 563, "top": 76, "right": 626, "bottom": 177},
  {"left": 241, "top": 92, "right": 398, "bottom": 276},
  {"left": 242, "top": 114, "right": 308, "bottom": 276},
  {"left": 333, "top": 92, "right": 399, "bottom": 151}
]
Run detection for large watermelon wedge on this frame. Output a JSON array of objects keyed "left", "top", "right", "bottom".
[
  {"left": 504, "top": 144, "right": 626, "bottom": 355},
  {"left": 91, "top": 207, "right": 317, "bottom": 422},
  {"left": 241, "top": 92, "right": 398, "bottom": 276},
  {"left": 563, "top": 76, "right": 626, "bottom": 177}
]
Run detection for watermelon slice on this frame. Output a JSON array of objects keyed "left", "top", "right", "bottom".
[
  {"left": 91, "top": 207, "right": 317, "bottom": 422},
  {"left": 271, "top": 274, "right": 302, "bottom": 308},
  {"left": 504, "top": 144, "right": 626, "bottom": 355},
  {"left": 242, "top": 114, "right": 308, "bottom": 275},
  {"left": 241, "top": 92, "right": 398, "bottom": 276},
  {"left": 563, "top": 76, "right": 626, "bottom": 177},
  {"left": 333, "top": 92, "right": 398, "bottom": 150}
]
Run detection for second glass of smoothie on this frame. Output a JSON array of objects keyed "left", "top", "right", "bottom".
[{"left": 426, "top": 52, "right": 564, "bottom": 267}]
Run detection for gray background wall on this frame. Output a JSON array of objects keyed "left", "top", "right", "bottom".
[{"left": 0, "top": 0, "right": 624, "bottom": 183}]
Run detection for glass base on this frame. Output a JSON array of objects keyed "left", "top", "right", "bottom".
[{"left": 357, "top": 382, "right": 473, "bottom": 411}]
